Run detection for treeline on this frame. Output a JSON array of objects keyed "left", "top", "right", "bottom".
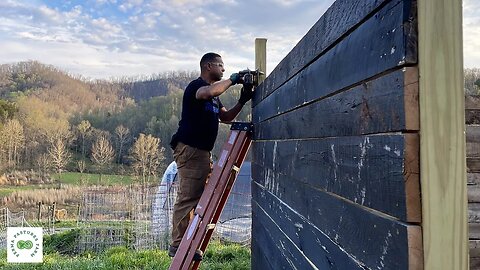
[
  {"left": 465, "top": 68, "right": 480, "bottom": 96},
  {"left": 0, "top": 61, "right": 249, "bottom": 183}
]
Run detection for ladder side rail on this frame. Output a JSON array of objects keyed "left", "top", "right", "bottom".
[
  {"left": 180, "top": 130, "right": 250, "bottom": 269},
  {"left": 191, "top": 134, "right": 252, "bottom": 270},
  {"left": 169, "top": 129, "right": 244, "bottom": 270}
]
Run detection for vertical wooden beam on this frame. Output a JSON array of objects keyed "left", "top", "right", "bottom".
[
  {"left": 418, "top": 0, "right": 467, "bottom": 269},
  {"left": 255, "top": 38, "right": 267, "bottom": 85}
]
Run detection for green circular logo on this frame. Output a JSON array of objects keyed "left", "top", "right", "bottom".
[{"left": 17, "top": 240, "right": 33, "bottom": 250}]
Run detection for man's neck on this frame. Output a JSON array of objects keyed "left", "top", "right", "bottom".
[{"left": 200, "top": 73, "right": 214, "bottom": 84}]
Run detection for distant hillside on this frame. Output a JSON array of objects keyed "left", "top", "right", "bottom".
[
  {"left": 120, "top": 71, "right": 198, "bottom": 101},
  {"left": 0, "top": 61, "right": 197, "bottom": 110},
  {"left": 0, "top": 61, "right": 127, "bottom": 115}
]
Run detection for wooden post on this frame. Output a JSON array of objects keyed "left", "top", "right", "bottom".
[
  {"left": 255, "top": 38, "right": 267, "bottom": 85},
  {"left": 51, "top": 202, "right": 56, "bottom": 223},
  {"left": 418, "top": 0, "right": 467, "bottom": 269},
  {"left": 37, "top": 202, "right": 42, "bottom": 222},
  {"left": 77, "top": 203, "right": 81, "bottom": 226}
]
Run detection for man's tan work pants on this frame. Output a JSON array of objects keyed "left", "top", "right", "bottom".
[{"left": 171, "top": 142, "right": 211, "bottom": 247}]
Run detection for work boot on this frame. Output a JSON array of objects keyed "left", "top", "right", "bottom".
[
  {"left": 168, "top": 245, "right": 178, "bottom": 257},
  {"left": 168, "top": 245, "right": 203, "bottom": 261}
]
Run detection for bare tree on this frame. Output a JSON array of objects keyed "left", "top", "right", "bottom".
[
  {"left": 465, "top": 68, "right": 480, "bottom": 96},
  {"left": 77, "top": 120, "right": 91, "bottom": 158},
  {"left": 77, "top": 160, "right": 87, "bottom": 185},
  {"left": 48, "top": 138, "right": 71, "bottom": 175},
  {"left": 77, "top": 160, "right": 86, "bottom": 174},
  {"left": 115, "top": 125, "right": 130, "bottom": 163},
  {"left": 0, "top": 119, "right": 25, "bottom": 170},
  {"left": 91, "top": 135, "right": 115, "bottom": 183},
  {"left": 130, "top": 133, "right": 165, "bottom": 185},
  {"left": 36, "top": 153, "right": 50, "bottom": 181}
]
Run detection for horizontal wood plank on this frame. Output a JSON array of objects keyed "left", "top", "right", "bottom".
[
  {"left": 471, "top": 257, "right": 480, "bottom": 270},
  {"left": 466, "top": 110, "right": 480, "bottom": 125},
  {"left": 251, "top": 203, "right": 318, "bottom": 270},
  {"left": 469, "top": 158, "right": 480, "bottom": 173},
  {"left": 468, "top": 143, "right": 480, "bottom": 158},
  {"left": 469, "top": 203, "right": 480, "bottom": 223},
  {"left": 251, "top": 237, "right": 274, "bottom": 270},
  {"left": 470, "top": 223, "right": 480, "bottom": 240},
  {"left": 252, "top": 200, "right": 365, "bottom": 269},
  {"left": 470, "top": 240, "right": 480, "bottom": 258},
  {"left": 252, "top": 134, "right": 420, "bottom": 222},
  {"left": 253, "top": 69, "right": 419, "bottom": 140},
  {"left": 466, "top": 125, "right": 480, "bottom": 143},
  {"left": 253, "top": 0, "right": 392, "bottom": 104},
  {"left": 466, "top": 96, "right": 480, "bottom": 110},
  {"left": 469, "top": 186, "right": 480, "bottom": 203},
  {"left": 253, "top": 0, "right": 417, "bottom": 107},
  {"left": 469, "top": 173, "right": 480, "bottom": 185},
  {"left": 252, "top": 179, "right": 423, "bottom": 269}
]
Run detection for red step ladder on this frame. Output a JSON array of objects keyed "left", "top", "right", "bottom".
[{"left": 169, "top": 122, "right": 253, "bottom": 270}]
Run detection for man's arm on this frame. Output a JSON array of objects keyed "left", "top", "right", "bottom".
[
  {"left": 196, "top": 79, "right": 233, "bottom": 100},
  {"left": 196, "top": 73, "right": 241, "bottom": 100},
  {"left": 219, "top": 85, "right": 254, "bottom": 122},
  {"left": 219, "top": 103, "right": 243, "bottom": 123}
]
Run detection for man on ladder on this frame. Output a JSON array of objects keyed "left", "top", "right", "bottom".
[{"left": 168, "top": 52, "right": 253, "bottom": 261}]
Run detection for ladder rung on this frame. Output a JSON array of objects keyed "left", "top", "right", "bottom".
[
  {"left": 232, "top": 165, "right": 240, "bottom": 172},
  {"left": 206, "top": 224, "right": 216, "bottom": 230}
]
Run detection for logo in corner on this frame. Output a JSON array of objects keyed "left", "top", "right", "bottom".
[{"left": 7, "top": 227, "right": 43, "bottom": 263}]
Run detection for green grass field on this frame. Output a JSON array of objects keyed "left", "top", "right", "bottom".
[{"left": 52, "top": 172, "right": 136, "bottom": 186}]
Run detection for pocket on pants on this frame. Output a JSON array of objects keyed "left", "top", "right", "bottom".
[{"left": 174, "top": 143, "right": 197, "bottom": 168}]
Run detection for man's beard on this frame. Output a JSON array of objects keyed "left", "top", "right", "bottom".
[{"left": 213, "top": 73, "right": 222, "bottom": 82}]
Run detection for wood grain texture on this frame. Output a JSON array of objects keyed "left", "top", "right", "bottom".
[
  {"left": 467, "top": 126, "right": 480, "bottom": 143},
  {"left": 252, "top": 133, "right": 420, "bottom": 222},
  {"left": 470, "top": 240, "right": 480, "bottom": 270},
  {"left": 252, "top": 199, "right": 365, "bottom": 269},
  {"left": 252, "top": 0, "right": 407, "bottom": 106},
  {"left": 251, "top": 236, "right": 275, "bottom": 270},
  {"left": 469, "top": 173, "right": 480, "bottom": 185},
  {"left": 251, "top": 202, "right": 319, "bottom": 270},
  {"left": 470, "top": 240, "right": 480, "bottom": 258},
  {"left": 469, "top": 158, "right": 480, "bottom": 173},
  {"left": 470, "top": 223, "right": 480, "bottom": 240},
  {"left": 469, "top": 186, "right": 480, "bottom": 203},
  {"left": 467, "top": 143, "right": 480, "bottom": 158},
  {"left": 253, "top": 0, "right": 417, "bottom": 120},
  {"left": 254, "top": 68, "right": 419, "bottom": 140},
  {"left": 255, "top": 38, "right": 267, "bottom": 85},
  {"left": 466, "top": 110, "right": 480, "bottom": 125},
  {"left": 252, "top": 181, "right": 423, "bottom": 269},
  {"left": 469, "top": 203, "right": 480, "bottom": 223},
  {"left": 418, "top": 0, "right": 468, "bottom": 268}
]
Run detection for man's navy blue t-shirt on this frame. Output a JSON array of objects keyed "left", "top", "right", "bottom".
[{"left": 170, "top": 77, "right": 224, "bottom": 151}]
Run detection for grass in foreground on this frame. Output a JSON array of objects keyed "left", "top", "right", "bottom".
[{"left": 0, "top": 229, "right": 250, "bottom": 270}]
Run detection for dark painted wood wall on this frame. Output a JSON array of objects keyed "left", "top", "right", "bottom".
[
  {"left": 466, "top": 97, "right": 480, "bottom": 268},
  {"left": 251, "top": 0, "right": 424, "bottom": 269}
]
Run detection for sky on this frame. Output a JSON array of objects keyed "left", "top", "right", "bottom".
[{"left": 0, "top": 0, "right": 478, "bottom": 79}]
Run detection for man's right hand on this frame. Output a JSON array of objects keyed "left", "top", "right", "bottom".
[{"left": 229, "top": 73, "right": 241, "bottom": 85}]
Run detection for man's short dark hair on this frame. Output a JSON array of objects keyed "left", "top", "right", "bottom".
[{"left": 200, "top": 52, "right": 221, "bottom": 69}]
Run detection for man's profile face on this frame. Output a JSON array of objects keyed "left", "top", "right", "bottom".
[{"left": 208, "top": 57, "right": 225, "bottom": 82}]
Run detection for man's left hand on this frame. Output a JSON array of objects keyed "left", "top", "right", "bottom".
[{"left": 239, "top": 86, "right": 254, "bottom": 105}]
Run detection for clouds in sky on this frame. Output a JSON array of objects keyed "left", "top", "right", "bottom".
[{"left": 0, "top": 0, "right": 478, "bottom": 79}]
